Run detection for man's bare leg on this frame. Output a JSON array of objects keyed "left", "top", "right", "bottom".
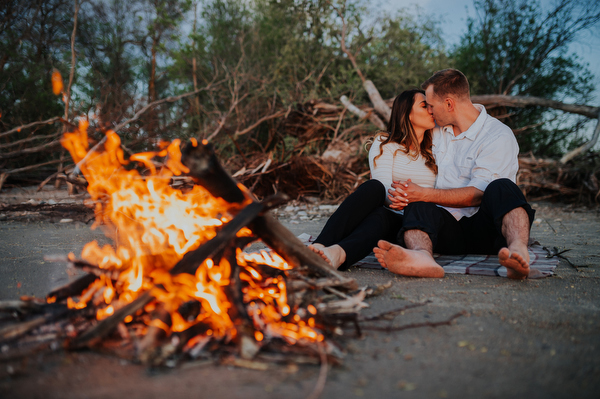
[
  {"left": 308, "top": 243, "right": 346, "bottom": 269},
  {"left": 498, "top": 207, "right": 530, "bottom": 279},
  {"left": 374, "top": 230, "right": 444, "bottom": 278}
]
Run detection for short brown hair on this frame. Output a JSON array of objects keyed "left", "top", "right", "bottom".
[{"left": 421, "top": 69, "right": 470, "bottom": 100}]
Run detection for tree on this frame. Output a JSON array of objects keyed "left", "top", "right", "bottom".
[
  {"left": 453, "top": 0, "right": 600, "bottom": 157},
  {"left": 76, "top": 0, "right": 142, "bottom": 136},
  {"left": 0, "top": 0, "right": 72, "bottom": 172}
]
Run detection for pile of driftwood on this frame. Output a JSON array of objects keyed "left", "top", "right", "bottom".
[{"left": 518, "top": 153, "right": 600, "bottom": 205}]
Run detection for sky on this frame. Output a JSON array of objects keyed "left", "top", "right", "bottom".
[{"left": 382, "top": 0, "right": 600, "bottom": 101}]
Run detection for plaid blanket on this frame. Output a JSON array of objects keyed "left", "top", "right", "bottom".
[{"left": 297, "top": 234, "right": 558, "bottom": 279}]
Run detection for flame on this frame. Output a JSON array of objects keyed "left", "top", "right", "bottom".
[
  {"left": 52, "top": 69, "right": 64, "bottom": 95},
  {"left": 58, "top": 123, "right": 323, "bottom": 348}
]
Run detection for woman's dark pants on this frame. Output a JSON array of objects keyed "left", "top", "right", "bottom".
[{"left": 314, "top": 179, "right": 403, "bottom": 270}]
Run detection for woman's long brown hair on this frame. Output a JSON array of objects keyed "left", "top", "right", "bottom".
[{"left": 370, "top": 89, "right": 437, "bottom": 174}]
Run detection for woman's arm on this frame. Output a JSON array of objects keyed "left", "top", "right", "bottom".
[{"left": 368, "top": 139, "right": 398, "bottom": 205}]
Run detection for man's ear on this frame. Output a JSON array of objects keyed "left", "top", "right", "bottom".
[{"left": 445, "top": 97, "right": 455, "bottom": 112}]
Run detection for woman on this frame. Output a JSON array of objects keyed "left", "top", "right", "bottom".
[{"left": 309, "top": 89, "right": 437, "bottom": 270}]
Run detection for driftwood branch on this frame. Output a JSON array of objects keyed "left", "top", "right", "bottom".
[
  {"left": 234, "top": 109, "right": 287, "bottom": 138},
  {"left": 0, "top": 117, "right": 62, "bottom": 139},
  {"left": 340, "top": 95, "right": 385, "bottom": 130},
  {"left": 363, "top": 80, "right": 391, "bottom": 122},
  {"left": 471, "top": 94, "right": 600, "bottom": 162},
  {"left": 1, "top": 158, "right": 69, "bottom": 175},
  {"left": 0, "top": 131, "right": 62, "bottom": 150},
  {"left": 560, "top": 110, "right": 600, "bottom": 164},
  {"left": 362, "top": 311, "right": 466, "bottom": 332},
  {"left": 0, "top": 139, "right": 63, "bottom": 161},
  {"left": 471, "top": 94, "right": 599, "bottom": 119},
  {"left": 112, "top": 82, "right": 219, "bottom": 133},
  {"left": 69, "top": 290, "right": 154, "bottom": 349}
]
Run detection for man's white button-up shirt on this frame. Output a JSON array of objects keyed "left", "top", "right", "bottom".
[{"left": 432, "top": 104, "right": 519, "bottom": 220}]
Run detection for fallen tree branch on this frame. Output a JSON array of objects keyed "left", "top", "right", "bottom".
[
  {"left": 0, "top": 158, "right": 71, "bottom": 190},
  {"left": 1, "top": 158, "right": 69, "bottom": 175},
  {"left": 340, "top": 95, "right": 385, "bottom": 130},
  {"left": 0, "top": 131, "right": 62, "bottom": 150},
  {"left": 361, "top": 311, "right": 466, "bottom": 332},
  {"left": 471, "top": 94, "right": 599, "bottom": 119},
  {"left": 0, "top": 139, "right": 63, "bottom": 161},
  {"left": 359, "top": 301, "right": 432, "bottom": 321},
  {"left": 0, "top": 117, "right": 62, "bottom": 139},
  {"left": 112, "top": 81, "right": 220, "bottom": 133},
  {"left": 560, "top": 110, "right": 600, "bottom": 164},
  {"left": 234, "top": 109, "right": 287, "bottom": 138}
]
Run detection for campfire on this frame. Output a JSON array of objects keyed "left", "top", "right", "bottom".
[{"left": 1, "top": 121, "right": 371, "bottom": 368}]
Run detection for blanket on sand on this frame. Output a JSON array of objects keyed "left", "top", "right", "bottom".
[{"left": 297, "top": 234, "right": 558, "bottom": 279}]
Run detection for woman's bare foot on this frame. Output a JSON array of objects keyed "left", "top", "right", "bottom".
[
  {"left": 498, "top": 245, "right": 530, "bottom": 279},
  {"left": 308, "top": 243, "right": 346, "bottom": 269},
  {"left": 374, "top": 240, "right": 444, "bottom": 278}
]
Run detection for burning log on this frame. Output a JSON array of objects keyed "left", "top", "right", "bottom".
[
  {"left": 137, "top": 305, "right": 173, "bottom": 365},
  {"left": 46, "top": 273, "right": 99, "bottom": 302},
  {"left": 181, "top": 140, "right": 357, "bottom": 290},
  {"left": 69, "top": 290, "right": 154, "bottom": 349},
  {"left": 168, "top": 200, "right": 266, "bottom": 276}
]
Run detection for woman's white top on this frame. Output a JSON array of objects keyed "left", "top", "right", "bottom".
[{"left": 368, "top": 135, "right": 436, "bottom": 208}]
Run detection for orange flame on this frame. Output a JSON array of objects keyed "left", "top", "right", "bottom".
[
  {"left": 52, "top": 70, "right": 64, "bottom": 96},
  {"left": 59, "top": 125, "right": 323, "bottom": 346}
]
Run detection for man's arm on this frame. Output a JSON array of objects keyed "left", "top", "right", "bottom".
[{"left": 388, "top": 180, "right": 483, "bottom": 210}]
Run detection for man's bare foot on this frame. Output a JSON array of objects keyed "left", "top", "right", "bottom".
[
  {"left": 308, "top": 243, "right": 346, "bottom": 269},
  {"left": 373, "top": 240, "right": 444, "bottom": 278},
  {"left": 498, "top": 245, "right": 530, "bottom": 279}
]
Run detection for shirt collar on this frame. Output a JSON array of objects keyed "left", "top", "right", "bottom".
[{"left": 439, "top": 104, "right": 487, "bottom": 140}]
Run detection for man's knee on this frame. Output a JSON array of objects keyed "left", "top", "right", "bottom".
[
  {"left": 482, "top": 178, "right": 535, "bottom": 227},
  {"left": 483, "top": 178, "right": 522, "bottom": 200}
]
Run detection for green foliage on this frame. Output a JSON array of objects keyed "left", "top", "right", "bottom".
[
  {"left": 5, "top": 0, "right": 599, "bottom": 186},
  {"left": 0, "top": 0, "right": 72, "bottom": 169},
  {"left": 356, "top": 12, "right": 449, "bottom": 100},
  {"left": 76, "top": 0, "right": 143, "bottom": 133},
  {"left": 453, "top": 0, "right": 599, "bottom": 157}
]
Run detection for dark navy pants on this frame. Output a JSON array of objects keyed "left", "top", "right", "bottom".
[
  {"left": 397, "top": 178, "right": 536, "bottom": 255},
  {"left": 314, "top": 179, "right": 403, "bottom": 270}
]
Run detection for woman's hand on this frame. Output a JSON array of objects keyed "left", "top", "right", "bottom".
[
  {"left": 388, "top": 179, "right": 428, "bottom": 209},
  {"left": 387, "top": 179, "right": 410, "bottom": 210}
]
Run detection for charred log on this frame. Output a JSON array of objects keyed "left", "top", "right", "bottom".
[
  {"left": 181, "top": 140, "right": 357, "bottom": 290},
  {"left": 47, "top": 273, "right": 98, "bottom": 302}
]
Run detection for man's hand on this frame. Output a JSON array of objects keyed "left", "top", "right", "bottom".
[
  {"left": 389, "top": 180, "right": 484, "bottom": 209},
  {"left": 388, "top": 179, "right": 427, "bottom": 210}
]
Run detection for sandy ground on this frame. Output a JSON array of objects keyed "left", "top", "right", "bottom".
[{"left": 1, "top": 187, "right": 599, "bottom": 399}]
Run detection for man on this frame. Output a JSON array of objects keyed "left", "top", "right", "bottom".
[{"left": 374, "top": 69, "right": 536, "bottom": 279}]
